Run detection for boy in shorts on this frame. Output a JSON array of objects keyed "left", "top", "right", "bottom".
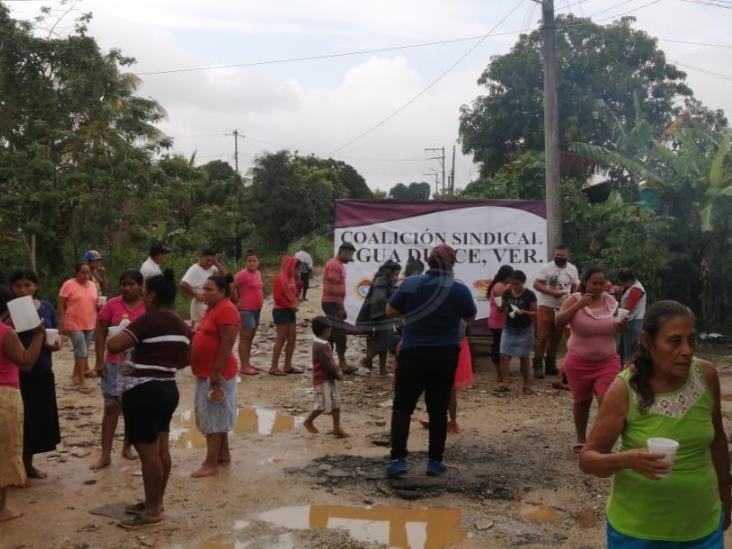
[{"left": 303, "top": 316, "right": 347, "bottom": 437}]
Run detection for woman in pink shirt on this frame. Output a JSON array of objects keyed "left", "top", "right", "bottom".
[
  {"left": 555, "top": 267, "right": 623, "bottom": 453},
  {"left": 0, "top": 285, "right": 45, "bottom": 523},
  {"left": 231, "top": 250, "right": 264, "bottom": 376},
  {"left": 58, "top": 262, "right": 99, "bottom": 391},
  {"left": 91, "top": 270, "right": 146, "bottom": 470}
]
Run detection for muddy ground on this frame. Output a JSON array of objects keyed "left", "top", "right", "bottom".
[{"left": 3, "top": 281, "right": 732, "bottom": 548}]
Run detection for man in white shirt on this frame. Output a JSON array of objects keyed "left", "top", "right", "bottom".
[
  {"left": 180, "top": 249, "right": 227, "bottom": 329},
  {"left": 140, "top": 244, "right": 171, "bottom": 284},
  {"left": 532, "top": 244, "right": 579, "bottom": 379}
]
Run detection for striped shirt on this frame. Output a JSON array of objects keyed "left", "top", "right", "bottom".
[{"left": 122, "top": 310, "right": 191, "bottom": 380}]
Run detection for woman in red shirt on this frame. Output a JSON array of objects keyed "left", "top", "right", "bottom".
[
  {"left": 190, "top": 275, "right": 239, "bottom": 478},
  {"left": 231, "top": 250, "right": 263, "bottom": 376},
  {"left": 270, "top": 256, "right": 302, "bottom": 376}
]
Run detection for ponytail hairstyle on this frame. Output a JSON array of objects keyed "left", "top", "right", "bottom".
[
  {"left": 208, "top": 274, "right": 235, "bottom": 297},
  {"left": 630, "top": 300, "right": 695, "bottom": 409},
  {"left": 579, "top": 266, "right": 606, "bottom": 293},
  {"left": 487, "top": 265, "right": 514, "bottom": 298},
  {"left": 146, "top": 269, "right": 177, "bottom": 307}
]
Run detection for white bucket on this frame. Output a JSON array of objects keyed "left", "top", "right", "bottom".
[{"left": 7, "top": 296, "right": 41, "bottom": 332}]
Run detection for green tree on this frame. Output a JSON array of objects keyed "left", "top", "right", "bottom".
[
  {"left": 459, "top": 15, "right": 692, "bottom": 179},
  {"left": 388, "top": 182, "right": 431, "bottom": 200}
]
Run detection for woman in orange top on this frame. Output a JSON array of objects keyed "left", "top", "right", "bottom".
[
  {"left": 58, "top": 262, "right": 99, "bottom": 392},
  {"left": 189, "top": 274, "right": 239, "bottom": 479}
]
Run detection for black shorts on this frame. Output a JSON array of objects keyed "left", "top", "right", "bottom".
[
  {"left": 121, "top": 381, "right": 179, "bottom": 445},
  {"left": 273, "top": 308, "right": 296, "bottom": 325}
]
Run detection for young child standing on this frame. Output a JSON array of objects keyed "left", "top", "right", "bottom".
[{"left": 303, "top": 316, "right": 347, "bottom": 437}]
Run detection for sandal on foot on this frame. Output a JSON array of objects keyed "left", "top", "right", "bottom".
[
  {"left": 493, "top": 386, "right": 511, "bottom": 393},
  {"left": 551, "top": 382, "right": 570, "bottom": 391},
  {"left": 268, "top": 370, "right": 287, "bottom": 376},
  {"left": 523, "top": 387, "right": 536, "bottom": 395},
  {"left": 573, "top": 443, "right": 585, "bottom": 454},
  {"left": 120, "top": 513, "right": 162, "bottom": 528},
  {"left": 283, "top": 367, "right": 304, "bottom": 374}
]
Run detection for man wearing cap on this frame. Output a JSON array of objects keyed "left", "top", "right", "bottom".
[
  {"left": 140, "top": 243, "right": 171, "bottom": 283},
  {"left": 385, "top": 245, "right": 477, "bottom": 478},
  {"left": 84, "top": 250, "right": 107, "bottom": 294},
  {"left": 321, "top": 242, "right": 357, "bottom": 374}
]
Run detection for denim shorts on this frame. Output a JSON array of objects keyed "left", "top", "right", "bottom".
[
  {"left": 101, "top": 363, "right": 119, "bottom": 405},
  {"left": 68, "top": 330, "right": 94, "bottom": 358},
  {"left": 272, "top": 308, "right": 296, "bottom": 326},
  {"left": 239, "top": 309, "right": 261, "bottom": 331},
  {"left": 607, "top": 512, "right": 724, "bottom": 548}
]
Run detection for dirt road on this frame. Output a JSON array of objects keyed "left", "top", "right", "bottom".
[{"left": 3, "top": 285, "right": 732, "bottom": 548}]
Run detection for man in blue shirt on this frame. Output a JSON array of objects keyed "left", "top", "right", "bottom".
[{"left": 385, "top": 245, "right": 476, "bottom": 477}]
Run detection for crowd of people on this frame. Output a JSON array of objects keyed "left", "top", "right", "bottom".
[{"left": 0, "top": 241, "right": 730, "bottom": 547}]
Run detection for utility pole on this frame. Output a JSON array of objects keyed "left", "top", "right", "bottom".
[
  {"left": 425, "top": 147, "right": 446, "bottom": 194},
  {"left": 449, "top": 144, "right": 456, "bottom": 195},
  {"left": 537, "top": 0, "right": 561, "bottom": 257},
  {"left": 228, "top": 129, "right": 242, "bottom": 173},
  {"left": 423, "top": 171, "right": 440, "bottom": 196}
]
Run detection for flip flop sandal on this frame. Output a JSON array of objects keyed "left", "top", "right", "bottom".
[
  {"left": 125, "top": 501, "right": 146, "bottom": 514},
  {"left": 283, "top": 368, "right": 304, "bottom": 374},
  {"left": 493, "top": 386, "right": 511, "bottom": 393},
  {"left": 240, "top": 366, "right": 259, "bottom": 376},
  {"left": 551, "top": 382, "right": 570, "bottom": 391},
  {"left": 573, "top": 443, "right": 585, "bottom": 454},
  {"left": 268, "top": 370, "right": 287, "bottom": 376}
]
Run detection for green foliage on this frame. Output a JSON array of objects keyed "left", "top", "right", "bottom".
[
  {"left": 388, "top": 182, "right": 431, "bottom": 200},
  {"left": 461, "top": 151, "right": 546, "bottom": 200},
  {"left": 459, "top": 15, "right": 692, "bottom": 178}
]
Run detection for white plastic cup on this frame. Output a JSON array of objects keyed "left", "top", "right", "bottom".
[
  {"left": 98, "top": 295, "right": 108, "bottom": 307},
  {"left": 494, "top": 296, "right": 503, "bottom": 308},
  {"left": 108, "top": 326, "right": 122, "bottom": 338},
  {"left": 647, "top": 437, "right": 679, "bottom": 478},
  {"left": 7, "top": 296, "right": 41, "bottom": 332},
  {"left": 45, "top": 328, "right": 59, "bottom": 346},
  {"left": 617, "top": 308, "right": 630, "bottom": 322}
]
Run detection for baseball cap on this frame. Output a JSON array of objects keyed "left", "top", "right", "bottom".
[
  {"left": 149, "top": 243, "right": 172, "bottom": 256},
  {"left": 83, "top": 250, "right": 102, "bottom": 262}
]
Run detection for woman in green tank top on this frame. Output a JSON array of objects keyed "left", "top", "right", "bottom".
[{"left": 579, "top": 301, "right": 731, "bottom": 547}]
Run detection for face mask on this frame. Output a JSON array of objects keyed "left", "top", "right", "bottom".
[{"left": 554, "top": 256, "right": 568, "bottom": 267}]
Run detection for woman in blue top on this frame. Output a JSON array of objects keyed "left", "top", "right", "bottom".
[{"left": 10, "top": 269, "right": 62, "bottom": 480}]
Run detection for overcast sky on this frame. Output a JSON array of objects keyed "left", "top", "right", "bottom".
[{"left": 7, "top": 0, "right": 732, "bottom": 192}]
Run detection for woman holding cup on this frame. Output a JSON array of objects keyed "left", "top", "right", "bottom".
[
  {"left": 580, "top": 301, "right": 730, "bottom": 546},
  {"left": 189, "top": 274, "right": 239, "bottom": 478},
  {"left": 9, "top": 269, "right": 62, "bottom": 480},
  {"left": 90, "top": 270, "right": 146, "bottom": 470},
  {"left": 555, "top": 267, "right": 622, "bottom": 453},
  {"left": 58, "top": 262, "right": 99, "bottom": 391}
]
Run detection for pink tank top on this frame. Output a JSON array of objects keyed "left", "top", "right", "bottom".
[
  {"left": 488, "top": 283, "right": 508, "bottom": 330},
  {"left": 567, "top": 292, "right": 618, "bottom": 361},
  {"left": 0, "top": 323, "right": 19, "bottom": 389}
]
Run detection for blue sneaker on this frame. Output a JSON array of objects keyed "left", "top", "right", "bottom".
[
  {"left": 426, "top": 459, "right": 447, "bottom": 476},
  {"left": 386, "top": 458, "right": 407, "bottom": 477}
]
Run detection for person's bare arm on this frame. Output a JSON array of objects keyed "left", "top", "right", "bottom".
[
  {"left": 210, "top": 324, "right": 238, "bottom": 386},
  {"left": 95, "top": 319, "right": 110, "bottom": 373},
  {"left": 179, "top": 280, "right": 198, "bottom": 299},
  {"left": 580, "top": 378, "right": 669, "bottom": 478},
  {"left": 702, "top": 360, "right": 732, "bottom": 529},
  {"left": 230, "top": 277, "right": 241, "bottom": 306},
  {"left": 57, "top": 297, "right": 67, "bottom": 334},
  {"left": 3, "top": 325, "right": 45, "bottom": 371},
  {"left": 555, "top": 294, "right": 590, "bottom": 328},
  {"left": 213, "top": 257, "right": 227, "bottom": 276},
  {"left": 107, "top": 331, "right": 136, "bottom": 354},
  {"left": 533, "top": 279, "right": 564, "bottom": 299}
]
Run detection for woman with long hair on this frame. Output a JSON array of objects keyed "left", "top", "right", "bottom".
[
  {"left": 556, "top": 266, "right": 622, "bottom": 453},
  {"left": 231, "top": 250, "right": 263, "bottom": 376},
  {"left": 270, "top": 256, "right": 302, "bottom": 376},
  {"left": 487, "top": 265, "right": 514, "bottom": 376},
  {"left": 10, "top": 269, "right": 62, "bottom": 480},
  {"left": 580, "top": 301, "right": 730, "bottom": 546},
  {"left": 107, "top": 270, "right": 191, "bottom": 526}
]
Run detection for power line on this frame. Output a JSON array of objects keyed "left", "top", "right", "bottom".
[
  {"left": 671, "top": 60, "right": 732, "bottom": 82},
  {"left": 326, "top": 0, "right": 529, "bottom": 156},
  {"left": 679, "top": 0, "right": 732, "bottom": 8}
]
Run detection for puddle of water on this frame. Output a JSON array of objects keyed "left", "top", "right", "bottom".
[
  {"left": 256, "top": 504, "right": 464, "bottom": 549},
  {"left": 520, "top": 504, "right": 562, "bottom": 524},
  {"left": 170, "top": 407, "right": 301, "bottom": 449}
]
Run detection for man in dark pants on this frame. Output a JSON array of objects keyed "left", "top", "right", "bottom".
[
  {"left": 385, "top": 246, "right": 476, "bottom": 477},
  {"left": 322, "top": 242, "right": 357, "bottom": 374}
]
